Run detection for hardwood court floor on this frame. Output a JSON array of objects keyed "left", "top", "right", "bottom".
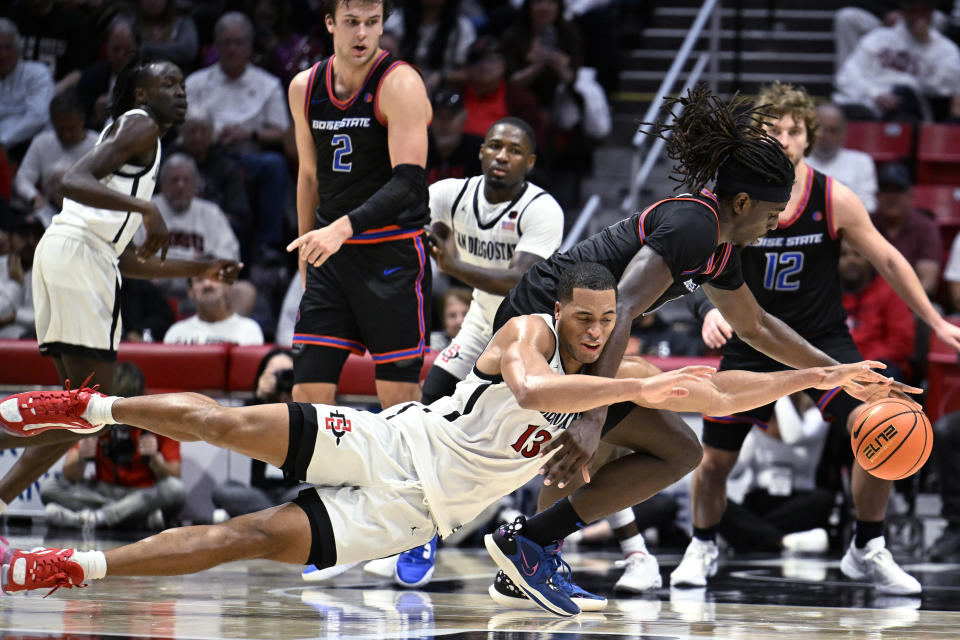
[{"left": 1, "top": 529, "right": 959, "bottom": 639}]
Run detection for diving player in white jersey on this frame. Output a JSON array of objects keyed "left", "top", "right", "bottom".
[
  {"left": 0, "top": 263, "right": 889, "bottom": 616},
  {"left": 0, "top": 58, "right": 241, "bottom": 516}
]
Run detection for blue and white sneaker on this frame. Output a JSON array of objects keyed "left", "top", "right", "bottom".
[
  {"left": 483, "top": 517, "right": 580, "bottom": 617},
  {"left": 488, "top": 569, "right": 607, "bottom": 612},
  {"left": 301, "top": 561, "right": 359, "bottom": 582},
  {"left": 395, "top": 535, "right": 438, "bottom": 588}
]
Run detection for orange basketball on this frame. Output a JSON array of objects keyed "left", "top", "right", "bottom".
[{"left": 851, "top": 399, "right": 933, "bottom": 481}]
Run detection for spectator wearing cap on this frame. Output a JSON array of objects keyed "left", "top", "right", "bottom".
[
  {"left": 0, "top": 213, "right": 44, "bottom": 339},
  {"left": 0, "top": 18, "right": 55, "bottom": 162},
  {"left": 805, "top": 103, "right": 878, "bottom": 213},
  {"left": 871, "top": 161, "right": 942, "bottom": 296},
  {"left": 427, "top": 89, "right": 483, "bottom": 184},
  {"left": 14, "top": 91, "right": 97, "bottom": 217},
  {"left": 461, "top": 37, "right": 547, "bottom": 149}
]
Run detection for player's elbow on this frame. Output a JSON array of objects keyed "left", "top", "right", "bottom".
[{"left": 512, "top": 379, "right": 547, "bottom": 411}]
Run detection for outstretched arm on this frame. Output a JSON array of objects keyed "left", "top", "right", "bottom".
[
  {"left": 118, "top": 246, "right": 241, "bottom": 283},
  {"left": 833, "top": 180, "right": 960, "bottom": 350},
  {"left": 492, "top": 316, "right": 714, "bottom": 413},
  {"left": 617, "top": 358, "right": 890, "bottom": 416}
]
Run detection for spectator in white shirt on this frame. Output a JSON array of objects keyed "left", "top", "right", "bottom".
[
  {"left": 137, "top": 153, "right": 249, "bottom": 317},
  {"left": 0, "top": 18, "right": 55, "bottom": 161},
  {"left": 834, "top": 0, "right": 960, "bottom": 121},
  {"left": 151, "top": 153, "right": 241, "bottom": 263},
  {"left": 805, "top": 103, "right": 879, "bottom": 213},
  {"left": 163, "top": 276, "right": 263, "bottom": 346},
  {"left": 14, "top": 91, "right": 97, "bottom": 216},
  {"left": 0, "top": 213, "right": 44, "bottom": 339},
  {"left": 185, "top": 12, "right": 290, "bottom": 257}
]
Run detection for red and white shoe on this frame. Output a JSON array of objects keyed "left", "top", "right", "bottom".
[
  {"left": 1, "top": 547, "right": 87, "bottom": 596},
  {"left": 0, "top": 379, "right": 104, "bottom": 437}
]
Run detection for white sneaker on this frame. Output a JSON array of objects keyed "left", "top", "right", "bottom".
[
  {"left": 363, "top": 555, "right": 398, "bottom": 578},
  {"left": 614, "top": 551, "right": 662, "bottom": 592},
  {"left": 669, "top": 538, "right": 718, "bottom": 588},
  {"left": 302, "top": 561, "right": 359, "bottom": 582},
  {"left": 782, "top": 527, "right": 829, "bottom": 554},
  {"left": 840, "top": 537, "right": 921, "bottom": 595}
]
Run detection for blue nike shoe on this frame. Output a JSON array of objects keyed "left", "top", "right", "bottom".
[
  {"left": 395, "top": 534, "right": 438, "bottom": 587},
  {"left": 488, "top": 569, "right": 607, "bottom": 611},
  {"left": 483, "top": 517, "right": 580, "bottom": 617}
]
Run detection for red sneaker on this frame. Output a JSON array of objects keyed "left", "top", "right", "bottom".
[
  {"left": 0, "top": 379, "right": 104, "bottom": 437},
  {"left": 1, "top": 547, "right": 87, "bottom": 596}
]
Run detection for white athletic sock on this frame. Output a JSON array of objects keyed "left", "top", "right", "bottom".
[
  {"left": 0, "top": 498, "right": 8, "bottom": 515},
  {"left": 71, "top": 550, "right": 107, "bottom": 580},
  {"left": 81, "top": 396, "right": 119, "bottom": 426},
  {"left": 619, "top": 531, "right": 648, "bottom": 556}
]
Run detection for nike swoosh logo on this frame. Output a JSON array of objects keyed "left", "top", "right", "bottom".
[
  {"left": 519, "top": 549, "right": 539, "bottom": 576},
  {"left": 383, "top": 267, "right": 402, "bottom": 276}
]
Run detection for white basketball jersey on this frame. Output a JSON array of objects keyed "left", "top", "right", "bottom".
[
  {"left": 52, "top": 109, "right": 161, "bottom": 256},
  {"left": 430, "top": 176, "right": 564, "bottom": 328},
  {"left": 394, "top": 313, "right": 579, "bottom": 537}
]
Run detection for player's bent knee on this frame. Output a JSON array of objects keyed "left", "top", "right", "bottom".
[
  {"left": 698, "top": 446, "right": 739, "bottom": 479},
  {"left": 200, "top": 407, "right": 243, "bottom": 447},
  {"left": 678, "top": 436, "right": 704, "bottom": 474}
]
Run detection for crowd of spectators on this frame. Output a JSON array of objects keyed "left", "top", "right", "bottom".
[{"left": 0, "top": 0, "right": 621, "bottom": 349}]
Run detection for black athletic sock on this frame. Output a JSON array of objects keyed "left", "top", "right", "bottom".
[
  {"left": 693, "top": 526, "right": 717, "bottom": 542},
  {"left": 522, "top": 498, "right": 587, "bottom": 546},
  {"left": 855, "top": 519, "right": 884, "bottom": 549}
]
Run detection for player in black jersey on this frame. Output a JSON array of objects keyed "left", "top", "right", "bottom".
[
  {"left": 481, "top": 86, "right": 911, "bottom": 609},
  {"left": 677, "top": 82, "right": 953, "bottom": 594},
  {"left": 286, "top": 0, "right": 432, "bottom": 410}
]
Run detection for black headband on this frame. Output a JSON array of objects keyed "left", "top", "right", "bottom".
[{"left": 717, "top": 179, "right": 792, "bottom": 204}]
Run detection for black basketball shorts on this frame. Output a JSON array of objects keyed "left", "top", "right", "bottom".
[{"left": 293, "top": 236, "right": 431, "bottom": 384}]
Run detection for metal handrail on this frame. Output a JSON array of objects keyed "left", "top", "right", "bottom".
[
  {"left": 561, "top": 194, "right": 601, "bottom": 251},
  {"left": 622, "top": 53, "right": 710, "bottom": 213},
  {"left": 622, "top": 0, "right": 721, "bottom": 213},
  {"left": 631, "top": 0, "right": 721, "bottom": 148}
]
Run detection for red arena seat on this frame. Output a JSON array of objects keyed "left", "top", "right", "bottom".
[
  {"left": 916, "top": 123, "right": 960, "bottom": 185},
  {"left": 844, "top": 121, "right": 913, "bottom": 163}
]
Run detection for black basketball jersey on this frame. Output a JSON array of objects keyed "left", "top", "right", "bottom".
[
  {"left": 303, "top": 50, "right": 429, "bottom": 240},
  {"left": 506, "top": 190, "right": 744, "bottom": 315},
  {"left": 732, "top": 166, "right": 844, "bottom": 342}
]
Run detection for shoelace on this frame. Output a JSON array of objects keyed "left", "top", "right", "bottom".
[
  {"left": 28, "top": 555, "right": 86, "bottom": 598},
  {"left": 545, "top": 548, "right": 576, "bottom": 593},
  {"left": 614, "top": 551, "right": 649, "bottom": 569},
  {"left": 862, "top": 545, "right": 895, "bottom": 570},
  {"left": 23, "top": 374, "right": 98, "bottom": 420}
]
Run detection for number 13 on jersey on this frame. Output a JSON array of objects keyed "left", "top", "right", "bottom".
[
  {"left": 512, "top": 424, "right": 552, "bottom": 458},
  {"left": 332, "top": 134, "right": 353, "bottom": 172}
]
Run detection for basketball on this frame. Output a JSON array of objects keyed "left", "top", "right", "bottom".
[{"left": 851, "top": 399, "right": 933, "bottom": 481}]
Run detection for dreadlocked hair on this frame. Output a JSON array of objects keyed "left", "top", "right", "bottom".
[
  {"left": 639, "top": 84, "right": 793, "bottom": 195},
  {"left": 110, "top": 56, "right": 162, "bottom": 121}
]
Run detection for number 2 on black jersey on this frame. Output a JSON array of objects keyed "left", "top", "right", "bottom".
[
  {"left": 332, "top": 134, "right": 353, "bottom": 172},
  {"left": 762, "top": 251, "right": 804, "bottom": 291}
]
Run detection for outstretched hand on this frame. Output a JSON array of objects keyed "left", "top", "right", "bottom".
[
  {"left": 634, "top": 365, "right": 716, "bottom": 404},
  {"left": 538, "top": 410, "right": 606, "bottom": 489},
  {"left": 812, "top": 360, "right": 890, "bottom": 390},
  {"left": 202, "top": 259, "right": 243, "bottom": 284}
]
